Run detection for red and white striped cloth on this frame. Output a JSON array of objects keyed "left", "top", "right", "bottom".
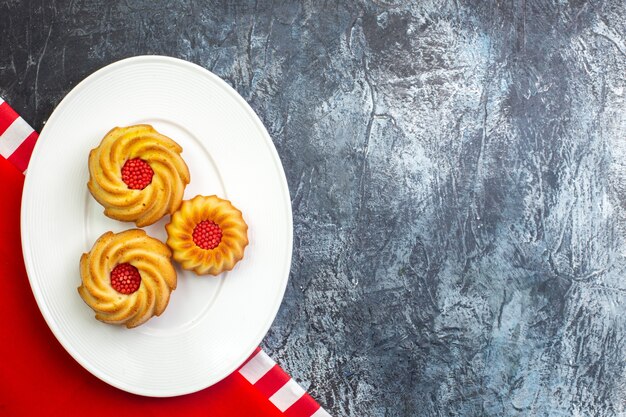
[
  {"left": 0, "top": 97, "right": 330, "bottom": 417},
  {"left": 239, "top": 348, "right": 330, "bottom": 417},
  {"left": 0, "top": 97, "right": 38, "bottom": 172}
]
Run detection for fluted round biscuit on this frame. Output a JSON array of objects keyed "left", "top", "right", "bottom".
[
  {"left": 78, "top": 229, "right": 177, "bottom": 328},
  {"left": 88, "top": 124, "right": 190, "bottom": 227},
  {"left": 166, "top": 195, "right": 249, "bottom": 275}
]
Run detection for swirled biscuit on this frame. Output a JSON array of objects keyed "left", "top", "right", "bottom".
[
  {"left": 78, "top": 229, "right": 177, "bottom": 328},
  {"left": 88, "top": 125, "right": 190, "bottom": 227},
  {"left": 166, "top": 195, "right": 248, "bottom": 275}
]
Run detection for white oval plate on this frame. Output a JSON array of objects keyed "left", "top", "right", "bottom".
[{"left": 21, "top": 56, "right": 292, "bottom": 397}]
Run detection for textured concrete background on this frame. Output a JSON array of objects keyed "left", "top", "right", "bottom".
[{"left": 2, "top": 1, "right": 626, "bottom": 415}]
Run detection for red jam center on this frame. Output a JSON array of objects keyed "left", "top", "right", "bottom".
[
  {"left": 192, "top": 220, "right": 223, "bottom": 250},
  {"left": 121, "top": 158, "right": 154, "bottom": 190},
  {"left": 110, "top": 263, "right": 141, "bottom": 294}
]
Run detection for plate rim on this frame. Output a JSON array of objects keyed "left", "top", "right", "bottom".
[{"left": 20, "top": 55, "right": 293, "bottom": 397}]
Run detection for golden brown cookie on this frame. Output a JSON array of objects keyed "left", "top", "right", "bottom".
[
  {"left": 78, "top": 229, "right": 177, "bottom": 328},
  {"left": 87, "top": 124, "right": 190, "bottom": 227},
  {"left": 165, "top": 195, "right": 248, "bottom": 275}
]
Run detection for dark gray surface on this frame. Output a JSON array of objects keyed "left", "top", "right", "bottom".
[{"left": 2, "top": 1, "right": 626, "bottom": 415}]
